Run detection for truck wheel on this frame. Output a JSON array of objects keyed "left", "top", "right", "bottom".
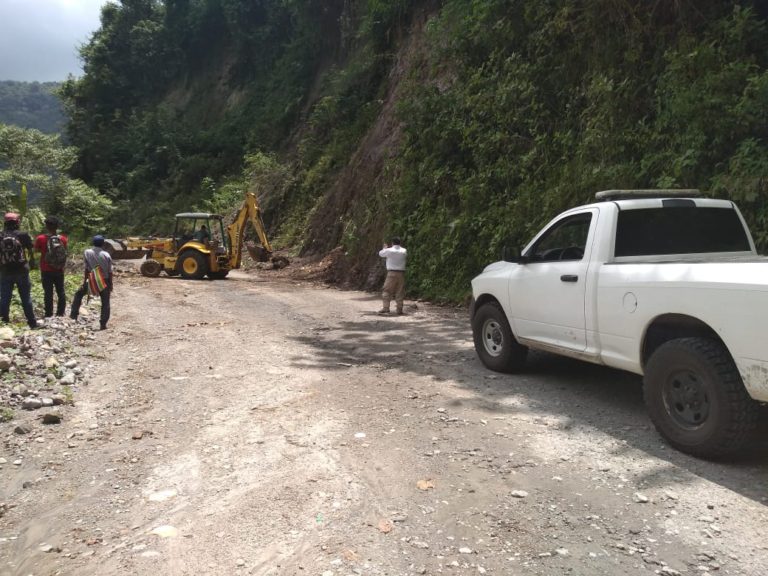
[
  {"left": 207, "top": 271, "right": 229, "bottom": 279},
  {"left": 177, "top": 251, "right": 207, "bottom": 280},
  {"left": 139, "top": 259, "right": 162, "bottom": 278},
  {"left": 472, "top": 302, "right": 527, "bottom": 373},
  {"left": 643, "top": 337, "right": 759, "bottom": 458}
]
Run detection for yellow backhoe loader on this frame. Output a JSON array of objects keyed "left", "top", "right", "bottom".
[{"left": 109, "top": 192, "right": 280, "bottom": 280}]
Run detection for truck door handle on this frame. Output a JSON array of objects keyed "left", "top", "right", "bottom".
[{"left": 560, "top": 274, "right": 578, "bottom": 283}]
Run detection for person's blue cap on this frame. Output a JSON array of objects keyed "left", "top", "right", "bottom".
[{"left": 92, "top": 235, "right": 105, "bottom": 246}]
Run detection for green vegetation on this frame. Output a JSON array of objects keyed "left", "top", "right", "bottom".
[
  {"left": 61, "top": 0, "right": 768, "bottom": 301},
  {"left": 0, "top": 81, "right": 64, "bottom": 134},
  {"left": 0, "top": 407, "right": 13, "bottom": 423},
  {"left": 388, "top": 1, "right": 768, "bottom": 299},
  {"left": 0, "top": 123, "right": 113, "bottom": 235}
]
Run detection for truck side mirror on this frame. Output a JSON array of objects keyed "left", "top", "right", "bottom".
[{"left": 501, "top": 246, "right": 524, "bottom": 262}]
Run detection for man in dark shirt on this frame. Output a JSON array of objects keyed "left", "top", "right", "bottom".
[
  {"left": 0, "top": 212, "right": 39, "bottom": 329},
  {"left": 193, "top": 225, "right": 210, "bottom": 243}
]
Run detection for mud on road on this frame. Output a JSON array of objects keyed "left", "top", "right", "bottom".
[{"left": 2, "top": 270, "right": 768, "bottom": 576}]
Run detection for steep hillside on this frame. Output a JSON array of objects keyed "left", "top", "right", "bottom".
[
  {"left": 0, "top": 81, "right": 64, "bottom": 133},
  {"left": 62, "top": 0, "right": 768, "bottom": 300}
]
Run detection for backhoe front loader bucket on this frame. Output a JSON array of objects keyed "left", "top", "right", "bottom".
[{"left": 103, "top": 239, "right": 149, "bottom": 260}]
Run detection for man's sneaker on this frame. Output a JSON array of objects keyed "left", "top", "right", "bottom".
[
  {"left": 377, "top": 309, "right": 390, "bottom": 315},
  {"left": 396, "top": 310, "right": 404, "bottom": 315}
]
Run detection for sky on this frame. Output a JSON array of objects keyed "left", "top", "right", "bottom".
[{"left": 0, "top": 0, "right": 108, "bottom": 82}]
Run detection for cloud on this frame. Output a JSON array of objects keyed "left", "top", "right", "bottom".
[{"left": 0, "top": 0, "right": 107, "bottom": 81}]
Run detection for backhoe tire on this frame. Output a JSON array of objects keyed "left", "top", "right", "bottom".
[
  {"left": 139, "top": 259, "right": 162, "bottom": 278},
  {"left": 643, "top": 337, "right": 759, "bottom": 459},
  {"left": 177, "top": 251, "right": 207, "bottom": 280},
  {"left": 472, "top": 302, "right": 527, "bottom": 373},
  {"left": 207, "top": 271, "right": 229, "bottom": 280}
]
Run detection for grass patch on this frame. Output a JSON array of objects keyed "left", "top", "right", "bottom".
[{"left": 0, "top": 407, "right": 14, "bottom": 422}]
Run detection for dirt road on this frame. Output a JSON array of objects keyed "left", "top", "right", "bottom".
[{"left": 2, "top": 270, "right": 768, "bottom": 576}]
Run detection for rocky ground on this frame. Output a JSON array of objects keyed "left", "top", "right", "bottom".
[
  {"left": 1, "top": 266, "right": 767, "bottom": 576},
  {"left": 0, "top": 317, "right": 97, "bottom": 417}
]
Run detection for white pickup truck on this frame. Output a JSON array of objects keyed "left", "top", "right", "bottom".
[{"left": 470, "top": 190, "right": 768, "bottom": 458}]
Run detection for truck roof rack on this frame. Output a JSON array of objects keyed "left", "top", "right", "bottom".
[{"left": 595, "top": 189, "right": 701, "bottom": 201}]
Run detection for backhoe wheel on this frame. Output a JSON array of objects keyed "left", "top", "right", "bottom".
[
  {"left": 643, "top": 337, "right": 759, "bottom": 459},
  {"left": 207, "top": 270, "right": 229, "bottom": 280},
  {"left": 139, "top": 259, "right": 162, "bottom": 278},
  {"left": 177, "top": 251, "right": 207, "bottom": 280},
  {"left": 472, "top": 302, "right": 528, "bottom": 373}
]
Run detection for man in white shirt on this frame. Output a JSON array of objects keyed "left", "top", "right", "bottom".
[{"left": 378, "top": 237, "right": 407, "bottom": 315}]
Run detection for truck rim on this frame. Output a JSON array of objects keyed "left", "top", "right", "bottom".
[
  {"left": 662, "top": 368, "right": 711, "bottom": 429},
  {"left": 182, "top": 257, "right": 198, "bottom": 275},
  {"left": 481, "top": 318, "right": 504, "bottom": 357}
]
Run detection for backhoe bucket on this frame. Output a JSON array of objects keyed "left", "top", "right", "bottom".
[{"left": 246, "top": 243, "right": 271, "bottom": 262}]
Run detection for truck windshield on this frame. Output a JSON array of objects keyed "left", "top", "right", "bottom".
[{"left": 615, "top": 207, "right": 751, "bottom": 256}]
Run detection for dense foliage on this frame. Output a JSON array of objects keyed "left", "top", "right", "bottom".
[
  {"left": 62, "top": 0, "right": 768, "bottom": 300},
  {"left": 0, "top": 81, "right": 65, "bottom": 134},
  {"left": 0, "top": 123, "right": 113, "bottom": 236},
  {"left": 389, "top": 1, "right": 768, "bottom": 298},
  {"left": 60, "top": 0, "right": 357, "bottom": 235}
]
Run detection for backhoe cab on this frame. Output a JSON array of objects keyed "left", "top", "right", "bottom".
[{"left": 113, "top": 192, "right": 275, "bottom": 280}]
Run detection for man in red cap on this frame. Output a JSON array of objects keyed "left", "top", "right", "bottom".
[{"left": 0, "top": 212, "right": 39, "bottom": 329}]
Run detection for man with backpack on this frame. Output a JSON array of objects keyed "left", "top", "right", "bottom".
[
  {"left": 34, "top": 216, "right": 68, "bottom": 318},
  {"left": 0, "top": 212, "right": 39, "bottom": 329}
]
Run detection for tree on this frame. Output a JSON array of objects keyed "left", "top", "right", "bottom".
[{"left": 0, "top": 123, "right": 113, "bottom": 235}]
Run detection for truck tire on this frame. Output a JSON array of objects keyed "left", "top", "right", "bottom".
[
  {"left": 139, "top": 259, "right": 162, "bottom": 278},
  {"left": 643, "top": 337, "right": 759, "bottom": 459},
  {"left": 207, "top": 270, "right": 229, "bottom": 279},
  {"left": 472, "top": 302, "right": 527, "bottom": 373},
  {"left": 177, "top": 251, "right": 207, "bottom": 280}
]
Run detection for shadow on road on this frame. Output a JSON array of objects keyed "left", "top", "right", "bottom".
[{"left": 287, "top": 309, "right": 768, "bottom": 506}]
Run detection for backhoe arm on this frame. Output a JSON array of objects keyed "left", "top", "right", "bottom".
[{"left": 227, "top": 192, "right": 272, "bottom": 269}]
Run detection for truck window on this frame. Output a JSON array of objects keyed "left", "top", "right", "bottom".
[
  {"left": 529, "top": 213, "right": 592, "bottom": 262},
  {"left": 615, "top": 207, "right": 751, "bottom": 257}
]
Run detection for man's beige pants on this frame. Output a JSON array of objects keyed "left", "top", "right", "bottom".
[{"left": 382, "top": 270, "right": 405, "bottom": 312}]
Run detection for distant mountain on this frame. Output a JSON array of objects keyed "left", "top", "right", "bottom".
[{"left": 0, "top": 81, "right": 65, "bottom": 134}]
